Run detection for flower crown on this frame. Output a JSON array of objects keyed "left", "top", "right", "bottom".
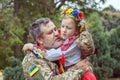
[{"left": 61, "top": 8, "right": 86, "bottom": 32}]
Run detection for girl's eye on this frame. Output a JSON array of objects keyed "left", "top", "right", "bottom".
[
  {"left": 67, "top": 27, "right": 71, "bottom": 29},
  {"left": 62, "top": 25, "right": 64, "bottom": 28},
  {"left": 67, "top": 26, "right": 71, "bottom": 29}
]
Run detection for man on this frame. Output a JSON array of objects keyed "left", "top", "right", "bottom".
[{"left": 22, "top": 18, "right": 96, "bottom": 80}]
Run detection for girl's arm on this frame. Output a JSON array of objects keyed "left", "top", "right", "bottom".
[
  {"left": 45, "top": 40, "right": 78, "bottom": 61},
  {"left": 45, "top": 48, "right": 62, "bottom": 61}
]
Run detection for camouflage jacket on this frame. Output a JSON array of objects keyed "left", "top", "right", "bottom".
[
  {"left": 22, "top": 31, "right": 94, "bottom": 80},
  {"left": 22, "top": 53, "right": 83, "bottom": 80}
]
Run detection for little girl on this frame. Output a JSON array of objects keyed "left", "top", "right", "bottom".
[{"left": 44, "top": 9, "right": 86, "bottom": 72}]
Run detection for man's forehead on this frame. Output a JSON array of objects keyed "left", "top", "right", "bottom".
[
  {"left": 41, "top": 21, "right": 55, "bottom": 32},
  {"left": 47, "top": 21, "right": 55, "bottom": 27}
]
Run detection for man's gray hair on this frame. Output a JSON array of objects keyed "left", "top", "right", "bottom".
[{"left": 29, "top": 18, "right": 51, "bottom": 41}]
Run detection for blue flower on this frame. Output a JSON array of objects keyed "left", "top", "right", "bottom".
[{"left": 73, "top": 10, "right": 78, "bottom": 17}]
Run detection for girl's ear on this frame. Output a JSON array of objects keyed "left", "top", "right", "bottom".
[{"left": 36, "top": 37, "right": 43, "bottom": 45}]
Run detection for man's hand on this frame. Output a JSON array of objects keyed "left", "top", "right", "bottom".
[
  {"left": 77, "top": 31, "right": 95, "bottom": 59},
  {"left": 76, "top": 58, "right": 93, "bottom": 73},
  {"left": 22, "top": 43, "right": 34, "bottom": 54}
]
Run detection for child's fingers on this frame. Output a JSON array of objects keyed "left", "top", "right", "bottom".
[{"left": 22, "top": 43, "right": 34, "bottom": 53}]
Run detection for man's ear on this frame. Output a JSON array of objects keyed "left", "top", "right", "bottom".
[{"left": 36, "top": 37, "right": 43, "bottom": 45}]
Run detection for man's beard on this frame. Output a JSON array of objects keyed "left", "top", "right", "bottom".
[{"left": 43, "top": 39, "right": 64, "bottom": 50}]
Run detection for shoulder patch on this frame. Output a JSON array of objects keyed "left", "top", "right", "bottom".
[{"left": 29, "top": 65, "right": 39, "bottom": 76}]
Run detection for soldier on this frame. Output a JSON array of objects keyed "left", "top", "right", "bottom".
[{"left": 22, "top": 18, "right": 96, "bottom": 80}]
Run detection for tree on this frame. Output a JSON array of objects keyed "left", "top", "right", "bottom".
[
  {"left": 3, "top": 56, "right": 24, "bottom": 80},
  {"left": 103, "top": 5, "right": 117, "bottom": 12},
  {"left": 101, "top": 7, "right": 120, "bottom": 32},
  {"left": 108, "top": 26, "right": 120, "bottom": 77},
  {"left": 0, "top": 9, "right": 25, "bottom": 69},
  {"left": 87, "top": 12, "right": 116, "bottom": 80}
]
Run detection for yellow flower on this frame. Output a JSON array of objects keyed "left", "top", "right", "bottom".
[{"left": 66, "top": 8, "right": 73, "bottom": 14}]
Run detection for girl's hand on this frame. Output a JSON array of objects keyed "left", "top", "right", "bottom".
[{"left": 22, "top": 43, "right": 34, "bottom": 54}]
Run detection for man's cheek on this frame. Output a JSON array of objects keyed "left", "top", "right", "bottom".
[{"left": 47, "top": 40, "right": 53, "bottom": 46}]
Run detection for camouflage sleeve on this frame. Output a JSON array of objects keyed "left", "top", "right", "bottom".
[
  {"left": 75, "top": 57, "right": 93, "bottom": 73},
  {"left": 76, "top": 31, "right": 95, "bottom": 59},
  {"left": 52, "top": 68, "right": 83, "bottom": 80}
]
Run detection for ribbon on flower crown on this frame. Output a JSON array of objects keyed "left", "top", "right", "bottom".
[{"left": 59, "top": 53, "right": 65, "bottom": 73}]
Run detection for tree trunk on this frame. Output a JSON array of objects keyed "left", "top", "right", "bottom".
[
  {"left": 13, "top": 45, "right": 21, "bottom": 58},
  {"left": 14, "top": 0, "right": 22, "bottom": 16}
]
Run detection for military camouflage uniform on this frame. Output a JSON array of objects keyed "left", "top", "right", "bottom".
[
  {"left": 22, "top": 53, "right": 83, "bottom": 80},
  {"left": 22, "top": 31, "right": 95, "bottom": 80},
  {"left": 77, "top": 31, "right": 95, "bottom": 59}
]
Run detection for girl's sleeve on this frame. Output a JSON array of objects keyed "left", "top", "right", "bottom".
[
  {"left": 45, "top": 48, "right": 62, "bottom": 61},
  {"left": 45, "top": 40, "right": 78, "bottom": 61}
]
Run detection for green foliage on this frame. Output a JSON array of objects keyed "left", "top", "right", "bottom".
[
  {"left": 3, "top": 56, "right": 24, "bottom": 80},
  {"left": 0, "top": 9, "right": 25, "bottom": 69},
  {"left": 108, "top": 26, "right": 120, "bottom": 77},
  {"left": 87, "top": 12, "right": 117, "bottom": 80},
  {"left": 1, "top": 0, "right": 119, "bottom": 80}
]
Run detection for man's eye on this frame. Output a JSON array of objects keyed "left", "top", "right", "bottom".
[
  {"left": 49, "top": 32, "right": 53, "bottom": 34},
  {"left": 48, "top": 31, "right": 53, "bottom": 34}
]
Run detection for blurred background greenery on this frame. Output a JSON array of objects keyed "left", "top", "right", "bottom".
[{"left": 0, "top": 0, "right": 120, "bottom": 80}]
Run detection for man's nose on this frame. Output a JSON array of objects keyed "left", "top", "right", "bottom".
[{"left": 54, "top": 30, "right": 58, "bottom": 36}]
